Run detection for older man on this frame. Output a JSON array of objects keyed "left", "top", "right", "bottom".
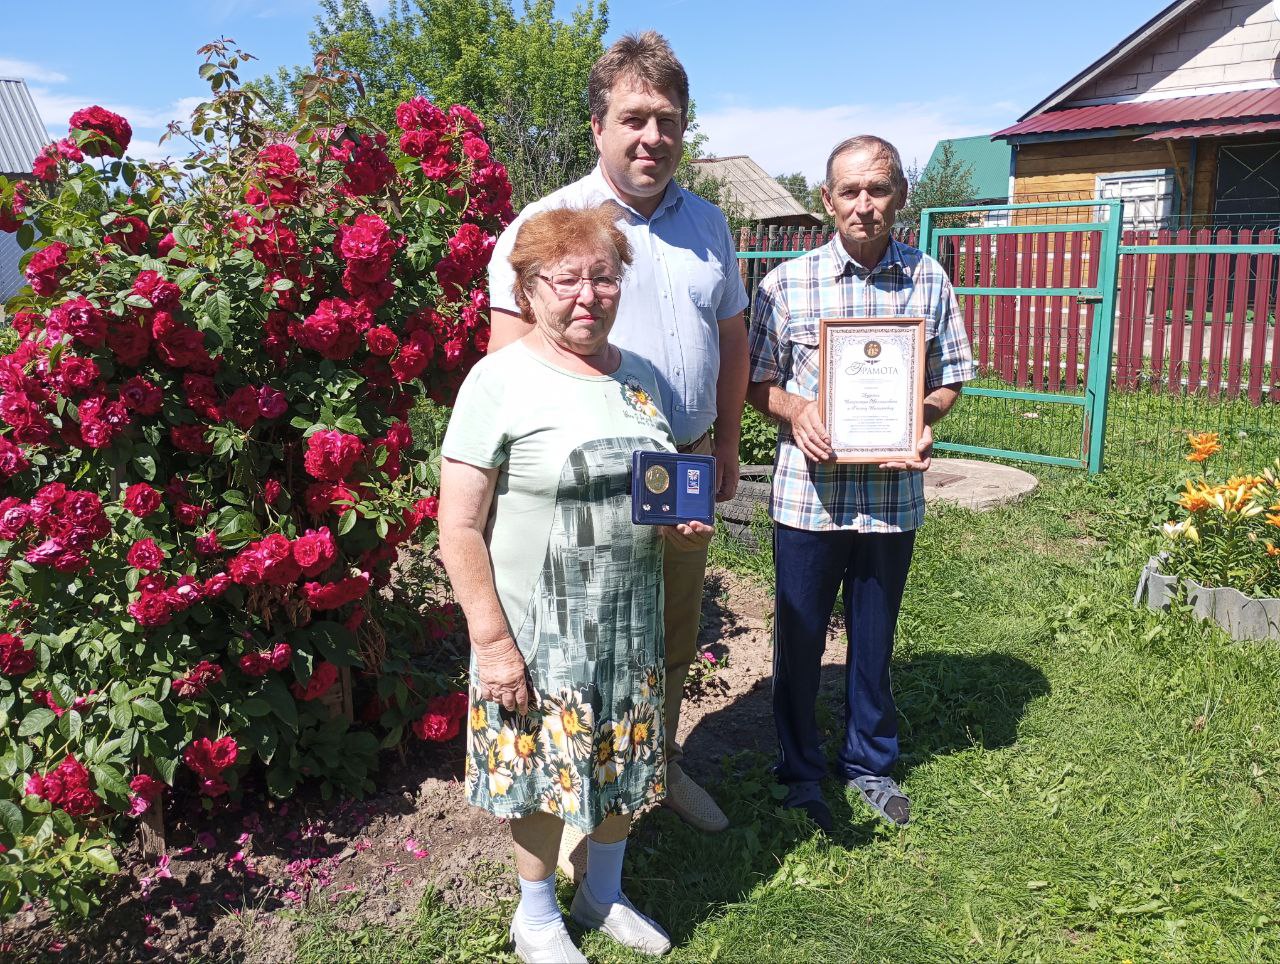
[
  {"left": 488, "top": 31, "right": 749, "bottom": 840},
  {"left": 745, "top": 135, "right": 974, "bottom": 832}
]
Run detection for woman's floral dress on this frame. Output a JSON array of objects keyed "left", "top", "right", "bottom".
[{"left": 441, "top": 342, "right": 674, "bottom": 830}]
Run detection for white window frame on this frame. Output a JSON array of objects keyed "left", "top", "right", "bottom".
[{"left": 1095, "top": 168, "right": 1177, "bottom": 231}]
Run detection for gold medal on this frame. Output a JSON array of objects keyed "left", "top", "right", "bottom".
[{"left": 644, "top": 464, "right": 670, "bottom": 495}]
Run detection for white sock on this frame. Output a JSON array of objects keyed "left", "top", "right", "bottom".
[
  {"left": 516, "top": 871, "right": 562, "bottom": 930},
  {"left": 584, "top": 836, "right": 627, "bottom": 905}
]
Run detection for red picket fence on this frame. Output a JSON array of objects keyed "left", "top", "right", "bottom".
[
  {"left": 737, "top": 225, "right": 1277, "bottom": 407},
  {"left": 934, "top": 227, "right": 1277, "bottom": 406}
]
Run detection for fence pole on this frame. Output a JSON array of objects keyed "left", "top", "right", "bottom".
[{"left": 1084, "top": 199, "right": 1122, "bottom": 474}]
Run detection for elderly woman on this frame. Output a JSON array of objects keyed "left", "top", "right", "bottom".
[{"left": 439, "top": 204, "right": 712, "bottom": 962}]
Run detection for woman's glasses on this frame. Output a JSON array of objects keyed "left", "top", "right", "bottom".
[{"left": 537, "top": 274, "right": 621, "bottom": 298}]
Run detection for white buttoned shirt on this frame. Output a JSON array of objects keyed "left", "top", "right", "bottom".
[{"left": 487, "top": 165, "right": 749, "bottom": 446}]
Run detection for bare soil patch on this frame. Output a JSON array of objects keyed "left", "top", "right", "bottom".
[{"left": 3, "top": 565, "right": 845, "bottom": 963}]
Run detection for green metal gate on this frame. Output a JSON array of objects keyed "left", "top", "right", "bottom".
[{"left": 919, "top": 199, "right": 1122, "bottom": 473}]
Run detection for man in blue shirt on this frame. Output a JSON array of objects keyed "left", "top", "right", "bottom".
[
  {"left": 746, "top": 135, "right": 975, "bottom": 832},
  {"left": 488, "top": 32, "right": 750, "bottom": 847}
]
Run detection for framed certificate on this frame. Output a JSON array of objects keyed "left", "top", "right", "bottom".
[{"left": 818, "top": 317, "right": 926, "bottom": 464}]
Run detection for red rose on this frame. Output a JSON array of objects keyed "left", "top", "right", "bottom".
[
  {"left": 174, "top": 501, "right": 208, "bottom": 527},
  {"left": 0, "top": 632, "right": 36, "bottom": 676},
  {"left": 226, "top": 386, "right": 261, "bottom": 430},
  {"left": 263, "top": 479, "right": 283, "bottom": 505},
  {"left": 303, "top": 482, "right": 356, "bottom": 517},
  {"left": 53, "top": 355, "right": 100, "bottom": 395},
  {"left": 108, "top": 323, "right": 152, "bottom": 368},
  {"left": 365, "top": 326, "right": 398, "bottom": 357},
  {"left": 129, "top": 774, "right": 165, "bottom": 801},
  {"left": 69, "top": 105, "right": 132, "bottom": 158},
  {"left": 105, "top": 215, "right": 149, "bottom": 254},
  {"left": 170, "top": 424, "right": 213, "bottom": 455},
  {"left": 303, "top": 430, "right": 364, "bottom": 482},
  {"left": 293, "top": 298, "right": 371, "bottom": 360},
  {"left": 292, "top": 527, "right": 337, "bottom": 577},
  {"left": 156, "top": 232, "right": 177, "bottom": 257},
  {"left": 412, "top": 692, "right": 468, "bottom": 742},
  {"left": 128, "top": 591, "right": 173, "bottom": 627},
  {"left": 270, "top": 642, "right": 292, "bottom": 671},
  {"left": 301, "top": 572, "right": 370, "bottom": 611},
  {"left": 123, "top": 482, "right": 162, "bottom": 518},
  {"left": 257, "top": 386, "right": 287, "bottom": 420},
  {"left": 202, "top": 572, "right": 231, "bottom": 597},
  {"left": 183, "top": 736, "right": 238, "bottom": 779},
  {"left": 194, "top": 531, "right": 222, "bottom": 557},
  {"left": 0, "top": 498, "right": 29, "bottom": 539},
  {"left": 173, "top": 659, "right": 223, "bottom": 698},
  {"left": 0, "top": 436, "right": 29, "bottom": 482},
  {"left": 26, "top": 754, "right": 100, "bottom": 816},
  {"left": 127, "top": 538, "right": 165, "bottom": 571},
  {"left": 25, "top": 242, "right": 70, "bottom": 297},
  {"left": 132, "top": 270, "right": 181, "bottom": 311},
  {"left": 290, "top": 660, "right": 339, "bottom": 701},
  {"left": 238, "top": 651, "right": 271, "bottom": 677}
]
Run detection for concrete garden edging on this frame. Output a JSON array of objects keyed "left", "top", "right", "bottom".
[{"left": 1135, "top": 556, "right": 1280, "bottom": 644}]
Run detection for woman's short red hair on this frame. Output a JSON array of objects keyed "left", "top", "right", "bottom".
[{"left": 507, "top": 205, "right": 633, "bottom": 324}]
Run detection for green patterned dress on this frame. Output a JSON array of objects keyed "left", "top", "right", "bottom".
[{"left": 441, "top": 342, "right": 675, "bottom": 831}]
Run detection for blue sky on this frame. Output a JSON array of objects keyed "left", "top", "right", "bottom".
[{"left": 2, "top": 0, "right": 1160, "bottom": 181}]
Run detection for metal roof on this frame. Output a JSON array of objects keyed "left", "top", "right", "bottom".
[
  {"left": 0, "top": 78, "right": 49, "bottom": 176},
  {"left": 994, "top": 88, "right": 1280, "bottom": 138},
  {"left": 689, "top": 155, "right": 821, "bottom": 223},
  {"left": 1137, "top": 119, "right": 1280, "bottom": 140},
  {"left": 922, "top": 135, "right": 1011, "bottom": 201}
]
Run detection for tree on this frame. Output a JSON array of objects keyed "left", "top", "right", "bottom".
[
  {"left": 255, "top": 0, "right": 608, "bottom": 210},
  {"left": 775, "top": 171, "right": 826, "bottom": 218},
  {"left": 899, "top": 141, "right": 976, "bottom": 232}
]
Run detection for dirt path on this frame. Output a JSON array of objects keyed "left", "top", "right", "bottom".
[{"left": 6, "top": 566, "right": 848, "bottom": 962}]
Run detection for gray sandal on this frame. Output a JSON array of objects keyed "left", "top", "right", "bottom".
[{"left": 848, "top": 774, "right": 910, "bottom": 826}]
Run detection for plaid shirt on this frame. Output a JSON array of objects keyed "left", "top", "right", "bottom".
[{"left": 748, "top": 236, "right": 975, "bottom": 533}]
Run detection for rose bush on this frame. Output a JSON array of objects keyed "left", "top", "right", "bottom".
[{"left": 0, "top": 44, "right": 508, "bottom": 917}]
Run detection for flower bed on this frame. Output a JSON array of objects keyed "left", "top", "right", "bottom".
[
  {"left": 1141, "top": 432, "right": 1280, "bottom": 643},
  {"left": 0, "top": 44, "right": 507, "bottom": 917}
]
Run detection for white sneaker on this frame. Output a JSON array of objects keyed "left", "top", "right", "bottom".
[
  {"left": 570, "top": 883, "right": 672, "bottom": 956},
  {"left": 509, "top": 912, "right": 588, "bottom": 964}
]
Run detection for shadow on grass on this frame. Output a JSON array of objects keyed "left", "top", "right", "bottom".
[{"left": 634, "top": 650, "right": 1049, "bottom": 944}]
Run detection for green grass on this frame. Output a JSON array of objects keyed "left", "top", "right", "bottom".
[
  {"left": 297, "top": 468, "right": 1280, "bottom": 961},
  {"left": 937, "top": 378, "right": 1280, "bottom": 472}
]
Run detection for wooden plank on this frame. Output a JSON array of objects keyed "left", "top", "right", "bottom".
[
  {"left": 1149, "top": 229, "right": 1172, "bottom": 391},
  {"left": 979, "top": 233, "right": 992, "bottom": 372},
  {"left": 1081, "top": 231, "right": 1101, "bottom": 388},
  {"left": 1248, "top": 229, "right": 1274, "bottom": 406},
  {"left": 1271, "top": 238, "right": 1280, "bottom": 402},
  {"left": 1188, "top": 228, "right": 1212, "bottom": 393},
  {"left": 997, "top": 233, "right": 1015, "bottom": 381},
  {"left": 1030, "top": 231, "right": 1048, "bottom": 390},
  {"left": 1116, "top": 230, "right": 1138, "bottom": 391},
  {"left": 1065, "top": 231, "right": 1083, "bottom": 391},
  {"left": 1047, "top": 230, "right": 1066, "bottom": 392},
  {"left": 1016, "top": 233, "right": 1034, "bottom": 386},
  {"left": 1128, "top": 232, "right": 1152, "bottom": 391},
  {"left": 1225, "top": 228, "right": 1251, "bottom": 399},
  {"left": 1167, "top": 229, "right": 1191, "bottom": 394},
  {"left": 1207, "top": 228, "right": 1232, "bottom": 399},
  {"left": 962, "top": 233, "right": 976, "bottom": 350}
]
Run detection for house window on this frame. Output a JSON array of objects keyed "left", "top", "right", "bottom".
[
  {"left": 1095, "top": 170, "right": 1177, "bottom": 231},
  {"left": 1214, "top": 142, "right": 1280, "bottom": 227}
]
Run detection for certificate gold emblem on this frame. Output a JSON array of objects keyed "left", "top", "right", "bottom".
[
  {"left": 864, "top": 340, "right": 882, "bottom": 359},
  {"left": 644, "top": 464, "right": 670, "bottom": 494}
]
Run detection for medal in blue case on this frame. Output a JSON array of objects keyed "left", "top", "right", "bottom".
[{"left": 631, "top": 450, "right": 716, "bottom": 526}]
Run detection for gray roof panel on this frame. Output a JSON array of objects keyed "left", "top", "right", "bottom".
[{"left": 0, "top": 78, "right": 50, "bottom": 176}]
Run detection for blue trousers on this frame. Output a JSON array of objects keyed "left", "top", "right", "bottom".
[{"left": 772, "top": 523, "right": 916, "bottom": 796}]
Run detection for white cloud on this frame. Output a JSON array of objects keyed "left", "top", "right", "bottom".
[
  {"left": 699, "top": 100, "right": 1012, "bottom": 183},
  {"left": 26, "top": 86, "right": 205, "bottom": 136},
  {"left": 0, "top": 58, "right": 67, "bottom": 84}
]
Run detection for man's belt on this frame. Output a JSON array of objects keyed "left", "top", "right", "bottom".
[{"left": 677, "top": 430, "right": 711, "bottom": 454}]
